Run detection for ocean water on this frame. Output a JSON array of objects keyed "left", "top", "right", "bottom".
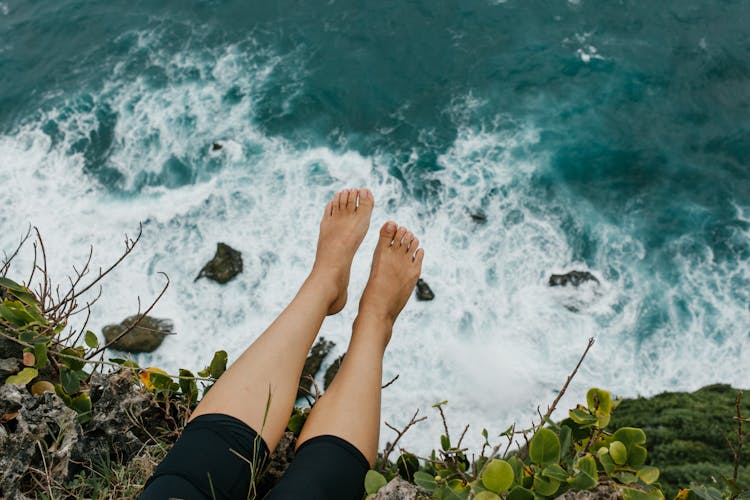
[{"left": 1, "top": 0, "right": 749, "bottom": 453}]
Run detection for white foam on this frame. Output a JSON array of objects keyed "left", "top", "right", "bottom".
[
  {"left": 2, "top": 29, "right": 749, "bottom": 457},
  {"left": 0, "top": 2, "right": 9, "bottom": 16}
]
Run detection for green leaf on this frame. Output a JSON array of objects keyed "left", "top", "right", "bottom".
[
  {"left": 559, "top": 425, "right": 572, "bottom": 459},
  {"left": 612, "top": 471, "right": 638, "bottom": 484},
  {"left": 597, "top": 448, "right": 616, "bottom": 474},
  {"left": 529, "top": 428, "right": 561, "bottom": 466},
  {"left": 70, "top": 393, "right": 92, "bottom": 423},
  {"left": 507, "top": 456, "right": 524, "bottom": 487},
  {"left": 287, "top": 413, "right": 306, "bottom": 435},
  {"left": 60, "top": 347, "right": 86, "bottom": 370},
  {"left": 414, "top": 471, "right": 438, "bottom": 492},
  {"left": 474, "top": 492, "right": 502, "bottom": 500},
  {"left": 532, "top": 475, "right": 560, "bottom": 496},
  {"left": 542, "top": 464, "right": 569, "bottom": 482},
  {"left": 612, "top": 427, "right": 648, "bottom": 466},
  {"left": 569, "top": 407, "right": 598, "bottom": 426},
  {"left": 84, "top": 330, "right": 99, "bottom": 349},
  {"left": 150, "top": 372, "right": 175, "bottom": 394},
  {"left": 568, "top": 471, "right": 597, "bottom": 491},
  {"left": 209, "top": 350, "right": 228, "bottom": 378},
  {"left": 609, "top": 441, "right": 628, "bottom": 465},
  {"left": 507, "top": 486, "right": 534, "bottom": 500},
  {"left": 60, "top": 366, "right": 86, "bottom": 395},
  {"left": 0, "top": 276, "right": 26, "bottom": 292},
  {"left": 178, "top": 369, "right": 198, "bottom": 405},
  {"left": 441, "top": 434, "right": 451, "bottom": 451},
  {"left": 364, "top": 470, "right": 387, "bottom": 495},
  {"left": 482, "top": 459, "right": 515, "bottom": 494},
  {"left": 637, "top": 466, "right": 660, "bottom": 485},
  {"left": 586, "top": 388, "right": 613, "bottom": 427},
  {"left": 5, "top": 367, "right": 38, "bottom": 385},
  {"left": 396, "top": 453, "right": 419, "bottom": 482},
  {"left": 621, "top": 487, "right": 665, "bottom": 500},
  {"left": 690, "top": 485, "right": 723, "bottom": 500},
  {"left": 576, "top": 454, "right": 598, "bottom": 480},
  {"left": 33, "top": 342, "right": 47, "bottom": 369}
]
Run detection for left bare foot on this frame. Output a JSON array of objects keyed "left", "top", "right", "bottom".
[{"left": 310, "top": 188, "right": 374, "bottom": 315}]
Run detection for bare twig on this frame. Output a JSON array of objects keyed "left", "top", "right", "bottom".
[
  {"left": 382, "top": 373, "right": 399, "bottom": 389},
  {"left": 539, "top": 337, "right": 595, "bottom": 430},
  {"left": 380, "top": 409, "right": 427, "bottom": 471},
  {"left": 1, "top": 225, "right": 32, "bottom": 276},
  {"left": 457, "top": 424, "right": 470, "bottom": 449}
]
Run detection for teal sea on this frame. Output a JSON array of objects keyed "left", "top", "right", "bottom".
[{"left": 1, "top": 1, "right": 749, "bottom": 451}]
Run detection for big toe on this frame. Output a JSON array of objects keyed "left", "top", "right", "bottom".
[
  {"left": 357, "top": 188, "right": 374, "bottom": 213},
  {"left": 378, "top": 221, "right": 398, "bottom": 247}
]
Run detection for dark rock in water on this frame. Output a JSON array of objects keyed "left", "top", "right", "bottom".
[
  {"left": 415, "top": 278, "right": 435, "bottom": 301},
  {"left": 102, "top": 315, "right": 174, "bottom": 353},
  {"left": 323, "top": 354, "right": 345, "bottom": 390},
  {"left": 298, "top": 337, "right": 334, "bottom": 399},
  {"left": 548, "top": 270, "right": 600, "bottom": 288},
  {"left": 195, "top": 242, "right": 243, "bottom": 284},
  {"left": 211, "top": 142, "right": 223, "bottom": 151},
  {"left": 470, "top": 209, "right": 487, "bottom": 224}
]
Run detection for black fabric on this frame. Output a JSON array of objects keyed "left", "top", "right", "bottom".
[
  {"left": 266, "top": 434, "right": 369, "bottom": 500},
  {"left": 140, "top": 413, "right": 269, "bottom": 500},
  {"left": 140, "top": 414, "right": 369, "bottom": 500}
]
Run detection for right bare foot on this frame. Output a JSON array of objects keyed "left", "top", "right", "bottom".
[{"left": 358, "top": 221, "right": 424, "bottom": 339}]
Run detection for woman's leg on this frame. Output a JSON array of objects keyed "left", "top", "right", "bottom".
[
  {"left": 294, "top": 221, "right": 424, "bottom": 465},
  {"left": 189, "top": 188, "right": 374, "bottom": 451}
]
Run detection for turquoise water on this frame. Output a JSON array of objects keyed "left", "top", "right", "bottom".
[{"left": 1, "top": 1, "right": 749, "bottom": 451}]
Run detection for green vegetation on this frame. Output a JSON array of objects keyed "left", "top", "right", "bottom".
[{"left": 2, "top": 229, "right": 749, "bottom": 499}]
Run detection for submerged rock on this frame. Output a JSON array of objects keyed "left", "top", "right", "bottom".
[
  {"left": 211, "top": 142, "right": 223, "bottom": 151},
  {"left": 323, "top": 354, "right": 345, "bottom": 390},
  {"left": 195, "top": 242, "right": 243, "bottom": 284},
  {"left": 548, "top": 270, "right": 600, "bottom": 287},
  {"left": 298, "top": 337, "right": 334, "bottom": 399},
  {"left": 102, "top": 315, "right": 173, "bottom": 353},
  {"left": 415, "top": 279, "right": 435, "bottom": 301},
  {"left": 470, "top": 209, "right": 487, "bottom": 224}
]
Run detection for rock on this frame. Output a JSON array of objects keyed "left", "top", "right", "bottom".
[
  {"left": 548, "top": 270, "right": 600, "bottom": 287},
  {"left": 373, "top": 476, "right": 430, "bottom": 499},
  {"left": 102, "top": 315, "right": 173, "bottom": 353},
  {"left": 323, "top": 354, "right": 345, "bottom": 390},
  {"left": 555, "top": 480, "right": 621, "bottom": 500},
  {"left": 298, "top": 337, "right": 334, "bottom": 399},
  {"left": 0, "top": 357, "right": 19, "bottom": 378},
  {"left": 195, "top": 242, "right": 243, "bottom": 284},
  {"left": 0, "top": 384, "right": 80, "bottom": 499},
  {"left": 76, "top": 370, "right": 163, "bottom": 466},
  {"left": 415, "top": 279, "right": 434, "bottom": 301},
  {"left": 211, "top": 142, "right": 223, "bottom": 151},
  {"left": 470, "top": 209, "right": 487, "bottom": 224}
]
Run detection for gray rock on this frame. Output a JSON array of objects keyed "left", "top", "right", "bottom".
[
  {"left": 323, "top": 354, "right": 345, "bottom": 390},
  {"left": 548, "top": 270, "right": 600, "bottom": 288},
  {"left": 258, "top": 431, "right": 298, "bottom": 494},
  {"left": 298, "top": 337, "right": 334, "bottom": 399},
  {"left": 102, "top": 315, "right": 174, "bottom": 353},
  {"left": 555, "top": 480, "right": 621, "bottom": 500},
  {"left": 0, "top": 384, "right": 80, "bottom": 499},
  {"left": 415, "top": 279, "right": 434, "bottom": 301},
  {"left": 0, "top": 357, "right": 19, "bottom": 378},
  {"left": 195, "top": 242, "right": 243, "bottom": 284},
  {"left": 373, "top": 477, "right": 430, "bottom": 499}
]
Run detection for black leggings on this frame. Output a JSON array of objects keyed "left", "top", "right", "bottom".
[{"left": 140, "top": 414, "right": 369, "bottom": 500}]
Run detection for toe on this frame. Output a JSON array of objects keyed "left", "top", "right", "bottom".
[
  {"left": 379, "top": 221, "right": 398, "bottom": 247},
  {"left": 403, "top": 231, "right": 415, "bottom": 253},
  {"left": 345, "top": 189, "right": 356, "bottom": 212},
  {"left": 414, "top": 248, "right": 425, "bottom": 266},
  {"left": 324, "top": 201, "right": 333, "bottom": 217},
  {"left": 333, "top": 191, "right": 343, "bottom": 213},
  {"left": 394, "top": 226, "right": 407, "bottom": 247},
  {"left": 357, "top": 189, "right": 374, "bottom": 211},
  {"left": 409, "top": 236, "right": 420, "bottom": 254}
]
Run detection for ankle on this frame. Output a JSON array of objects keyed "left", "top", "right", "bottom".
[{"left": 303, "top": 272, "right": 340, "bottom": 307}]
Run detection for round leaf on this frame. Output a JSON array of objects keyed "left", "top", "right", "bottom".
[
  {"left": 474, "top": 492, "right": 502, "bottom": 500},
  {"left": 84, "top": 330, "right": 99, "bottom": 349},
  {"left": 482, "top": 459, "right": 515, "bottom": 494},
  {"left": 609, "top": 441, "right": 628, "bottom": 465},
  {"left": 209, "top": 350, "right": 228, "bottom": 378},
  {"left": 529, "top": 428, "right": 561, "bottom": 465},
  {"left": 31, "top": 380, "right": 55, "bottom": 395},
  {"left": 364, "top": 470, "right": 387, "bottom": 495},
  {"left": 507, "top": 486, "right": 534, "bottom": 500},
  {"left": 637, "top": 466, "right": 660, "bottom": 485},
  {"left": 532, "top": 475, "right": 560, "bottom": 496}
]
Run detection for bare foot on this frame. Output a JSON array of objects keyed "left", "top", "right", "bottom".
[
  {"left": 311, "top": 188, "right": 374, "bottom": 315},
  {"left": 358, "top": 221, "right": 424, "bottom": 342}
]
